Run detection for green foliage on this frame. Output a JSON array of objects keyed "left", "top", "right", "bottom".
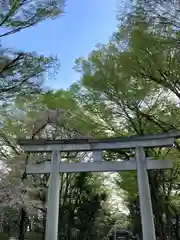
[
  {"left": 0, "top": 49, "right": 59, "bottom": 104},
  {"left": 0, "top": 0, "right": 62, "bottom": 106},
  {"left": 60, "top": 2, "right": 180, "bottom": 238},
  {"left": 57, "top": 172, "right": 113, "bottom": 239},
  {"left": 0, "top": 207, "right": 20, "bottom": 236},
  {"left": 0, "top": 233, "right": 8, "bottom": 240},
  {"left": 0, "top": 1, "right": 64, "bottom": 240},
  {"left": 0, "top": 0, "right": 64, "bottom": 38},
  {"left": 27, "top": 232, "right": 42, "bottom": 240}
]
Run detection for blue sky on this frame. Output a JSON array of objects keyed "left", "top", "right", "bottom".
[{"left": 3, "top": 0, "right": 120, "bottom": 89}]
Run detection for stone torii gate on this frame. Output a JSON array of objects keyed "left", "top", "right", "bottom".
[{"left": 18, "top": 132, "right": 180, "bottom": 240}]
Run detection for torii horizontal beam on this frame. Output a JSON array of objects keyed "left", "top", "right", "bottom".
[
  {"left": 26, "top": 159, "right": 173, "bottom": 174},
  {"left": 17, "top": 131, "right": 180, "bottom": 152}
]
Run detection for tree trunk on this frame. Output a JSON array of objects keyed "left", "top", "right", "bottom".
[
  {"left": 42, "top": 210, "right": 47, "bottom": 240},
  {"left": 174, "top": 215, "right": 180, "bottom": 240},
  {"left": 148, "top": 172, "right": 168, "bottom": 239},
  {"left": 19, "top": 208, "right": 26, "bottom": 240}
]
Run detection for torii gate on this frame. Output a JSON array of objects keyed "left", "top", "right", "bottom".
[{"left": 18, "top": 132, "right": 180, "bottom": 240}]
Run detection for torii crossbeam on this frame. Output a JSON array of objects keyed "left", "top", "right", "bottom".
[{"left": 18, "top": 132, "right": 180, "bottom": 240}]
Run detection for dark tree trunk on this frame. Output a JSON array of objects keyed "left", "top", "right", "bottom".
[
  {"left": 19, "top": 208, "right": 26, "bottom": 240},
  {"left": 148, "top": 172, "right": 168, "bottom": 239},
  {"left": 42, "top": 210, "right": 47, "bottom": 240},
  {"left": 174, "top": 215, "right": 180, "bottom": 240}
]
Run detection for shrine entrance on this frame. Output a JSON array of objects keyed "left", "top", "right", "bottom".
[{"left": 18, "top": 132, "right": 180, "bottom": 240}]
